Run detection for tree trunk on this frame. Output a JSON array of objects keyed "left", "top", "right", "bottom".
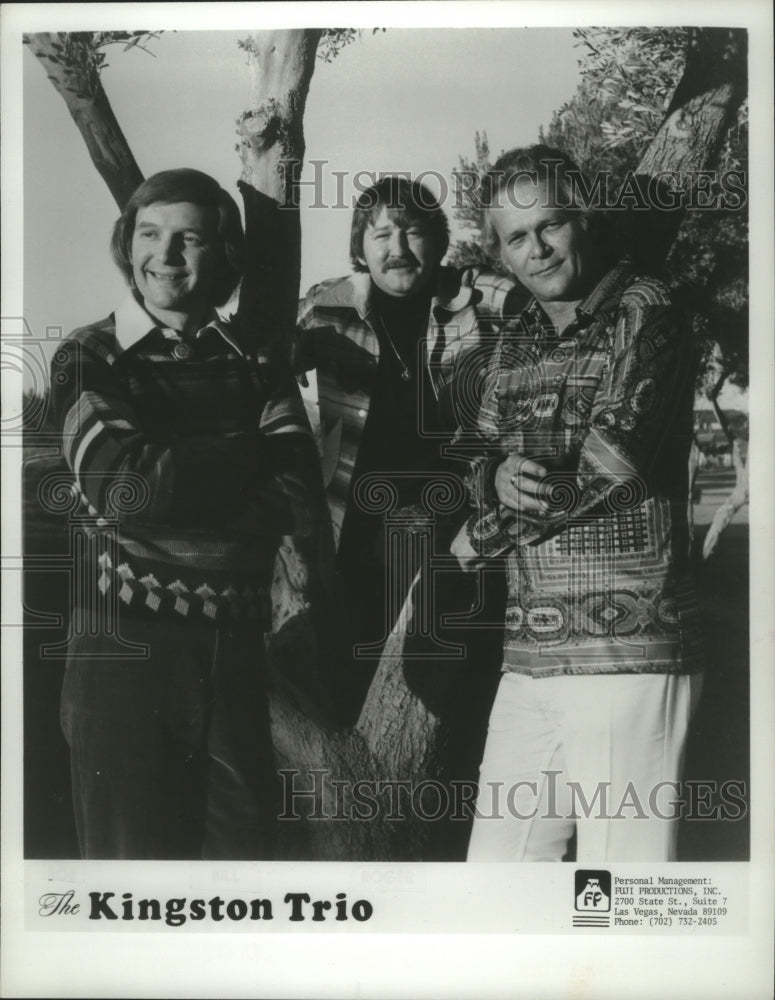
[
  {"left": 687, "top": 439, "right": 702, "bottom": 549},
  {"left": 25, "top": 33, "right": 143, "bottom": 209},
  {"left": 702, "top": 437, "right": 748, "bottom": 559},
  {"left": 231, "top": 30, "right": 438, "bottom": 859},
  {"left": 638, "top": 29, "right": 747, "bottom": 176},
  {"left": 701, "top": 379, "right": 749, "bottom": 558},
  {"left": 235, "top": 30, "right": 322, "bottom": 358},
  {"left": 622, "top": 28, "right": 747, "bottom": 271}
]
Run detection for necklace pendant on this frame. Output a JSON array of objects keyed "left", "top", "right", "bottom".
[{"left": 400, "top": 367, "right": 411, "bottom": 382}]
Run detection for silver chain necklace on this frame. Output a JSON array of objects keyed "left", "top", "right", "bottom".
[{"left": 375, "top": 311, "right": 413, "bottom": 382}]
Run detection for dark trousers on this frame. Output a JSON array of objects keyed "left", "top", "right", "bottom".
[{"left": 61, "top": 612, "right": 277, "bottom": 860}]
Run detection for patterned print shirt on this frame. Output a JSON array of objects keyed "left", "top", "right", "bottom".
[{"left": 457, "top": 264, "right": 704, "bottom": 676}]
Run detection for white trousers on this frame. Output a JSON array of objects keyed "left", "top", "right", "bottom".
[{"left": 467, "top": 671, "right": 703, "bottom": 863}]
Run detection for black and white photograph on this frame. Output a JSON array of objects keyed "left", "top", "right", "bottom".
[{"left": 2, "top": 2, "right": 773, "bottom": 997}]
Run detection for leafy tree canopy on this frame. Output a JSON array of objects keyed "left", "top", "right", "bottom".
[
  {"left": 22, "top": 31, "right": 161, "bottom": 99},
  {"left": 450, "top": 27, "right": 748, "bottom": 399}
]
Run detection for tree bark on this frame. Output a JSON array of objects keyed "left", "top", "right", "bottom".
[
  {"left": 702, "top": 437, "right": 748, "bottom": 559},
  {"left": 622, "top": 28, "right": 748, "bottom": 270},
  {"left": 638, "top": 29, "right": 747, "bottom": 177},
  {"left": 235, "top": 30, "right": 322, "bottom": 358},
  {"left": 25, "top": 32, "right": 143, "bottom": 210},
  {"left": 687, "top": 439, "right": 701, "bottom": 548},
  {"left": 701, "top": 375, "right": 749, "bottom": 558}
]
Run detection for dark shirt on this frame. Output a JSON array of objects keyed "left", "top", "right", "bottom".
[
  {"left": 352, "top": 286, "right": 451, "bottom": 493},
  {"left": 337, "top": 285, "right": 462, "bottom": 642}
]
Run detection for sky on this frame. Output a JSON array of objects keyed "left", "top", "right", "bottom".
[
  {"left": 20, "top": 22, "right": 748, "bottom": 409},
  {"left": 23, "top": 27, "right": 581, "bottom": 361}
]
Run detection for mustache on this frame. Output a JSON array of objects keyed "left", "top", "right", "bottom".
[{"left": 385, "top": 256, "right": 419, "bottom": 269}]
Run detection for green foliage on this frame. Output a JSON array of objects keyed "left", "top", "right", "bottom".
[
  {"left": 317, "top": 28, "right": 386, "bottom": 63},
  {"left": 450, "top": 27, "right": 749, "bottom": 402},
  {"left": 569, "top": 28, "right": 687, "bottom": 157},
  {"left": 667, "top": 94, "right": 748, "bottom": 396},
  {"left": 538, "top": 78, "right": 632, "bottom": 186},
  {"left": 449, "top": 131, "right": 511, "bottom": 274},
  {"left": 541, "top": 27, "right": 749, "bottom": 399},
  {"left": 237, "top": 29, "right": 386, "bottom": 65},
  {"left": 23, "top": 31, "right": 161, "bottom": 100},
  {"left": 316, "top": 29, "right": 360, "bottom": 62},
  {"left": 671, "top": 194, "right": 749, "bottom": 397},
  {"left": 452, "top": 131, "right": 491, "bottom": 234}
]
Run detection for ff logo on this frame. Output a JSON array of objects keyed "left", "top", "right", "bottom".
[{"left": 572, "top": 870, "right": 611, "bottom": 928}]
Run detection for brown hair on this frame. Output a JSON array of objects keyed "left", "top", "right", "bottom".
[
  {"left": 111, "top": 169, "right": 243, "bottom": 306},
  {"left": 350, "top": 175, "right": 449, "bottom": 272}
]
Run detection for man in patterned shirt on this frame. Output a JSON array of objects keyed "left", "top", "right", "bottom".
[
  {"left": 51, "top": 169, "right": 315, "bottom": 859},
  {"left": 453, "top": 146, "right": 704, "bottom": 862}
]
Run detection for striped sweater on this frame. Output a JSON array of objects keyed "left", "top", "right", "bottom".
[
  {"left": 50, "top": 293, "right": 315, "bottom": 626},
  {"left": 454, "top": 264, "right": 705, "bottom": 676}
]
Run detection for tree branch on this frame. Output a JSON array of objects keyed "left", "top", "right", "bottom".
[
  {"left": 708, "top": 369, "right": 734, "bottom": 445},
  {"left": 25, "top": 32, "right": 143, "bottom": 209},
  {"left": 622, "top": 28, "right": 748, "bottom": 269},
  {"left": 638, "top": 28, "right": 747, "bottom": 177}
]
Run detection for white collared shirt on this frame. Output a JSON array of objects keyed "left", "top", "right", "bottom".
[{"left": 113, "top": 292, "right": 245, "bottom": 357}]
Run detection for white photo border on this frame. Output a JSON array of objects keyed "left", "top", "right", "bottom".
[{"left": 2, "top": 2, "right": 773, "bottom": 998}]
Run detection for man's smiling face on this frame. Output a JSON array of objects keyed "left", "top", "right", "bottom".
[
  {"left": 490, "top": 178, "right": 600, "bottom": 304},
  {"left": 358, "top": 207, "right": 437, "bottom": 298},
  {"left": 130, "top": 201, "right": 220, "bottom": 323}
]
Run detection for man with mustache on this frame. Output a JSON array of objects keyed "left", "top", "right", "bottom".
[
  {"left": 296, "top": 175, "right": 489, "bottom": 715},
  {"left": 453, "top": 146, "right": 704, "bottom": 862}
]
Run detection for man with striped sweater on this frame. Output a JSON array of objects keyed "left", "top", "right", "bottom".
[{"left": 51, "top": 169, "right": 314, "bottom": 859}]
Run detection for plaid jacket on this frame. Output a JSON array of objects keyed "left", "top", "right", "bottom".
[
  {"left": 51, "top": 293, "right": 315, "bottom": 626},
  {"left": 296, "top": 267, "right": 490, "bottom": 547},
  {"left": 455, "top": 264, "right": 705, "bottom": 677}
]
